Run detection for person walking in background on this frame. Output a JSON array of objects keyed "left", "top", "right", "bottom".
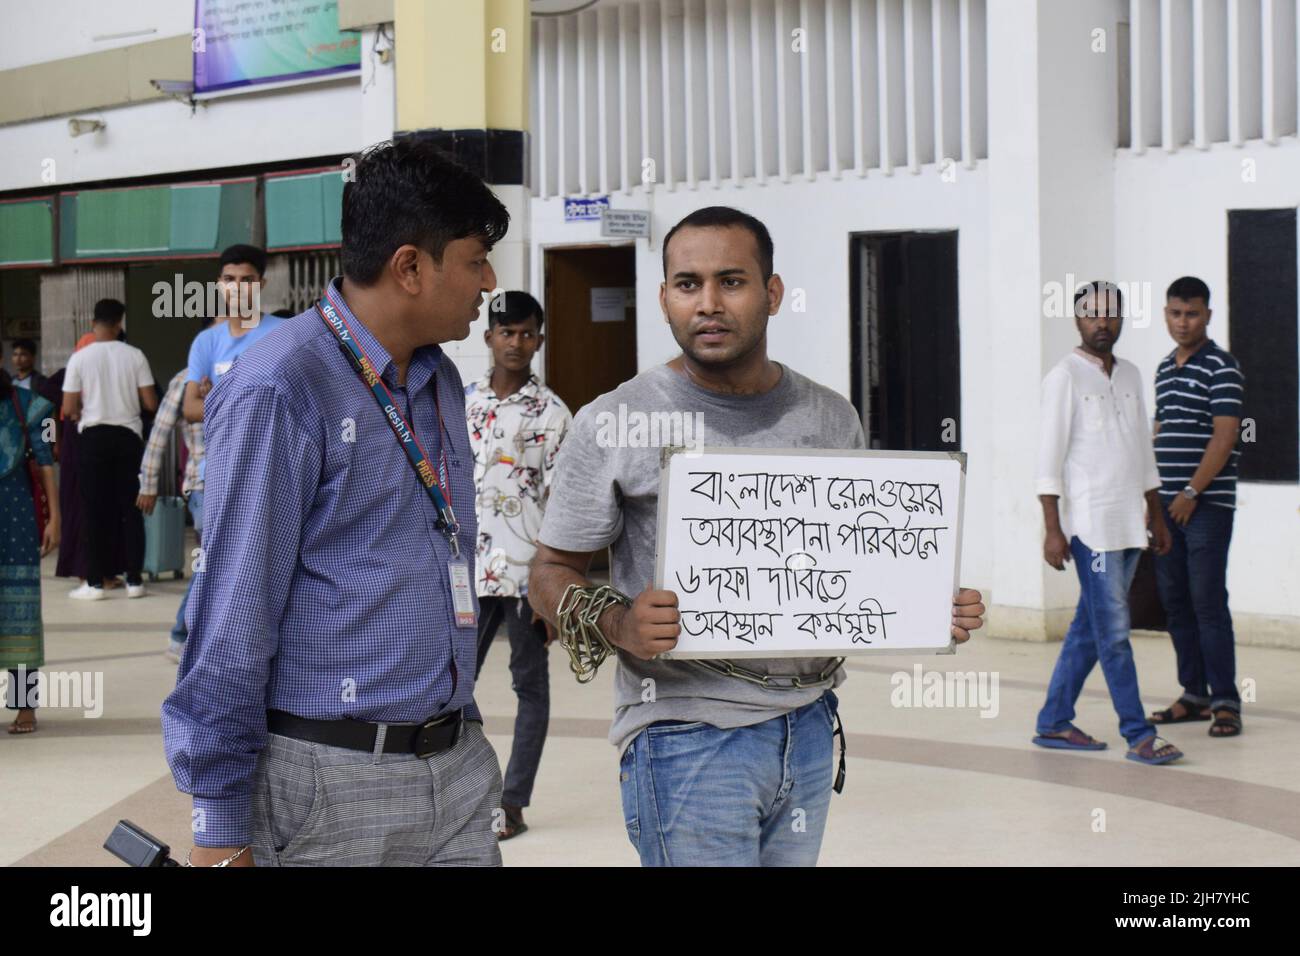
[
  {"left": 1034, "top": 281, "right": 1180, "bottom": 766},
  {"left": 181, "top": 245, "right": 285, "bottom": 445},
  {"left": 61, "top": 298, "right": 158, "bottom": 600},
  {"left": 9, "top": 339, "right": 47, "bottom": 394},
  {"left": 1, "top": 365, "right": 59, "bottom": 734},
  {"left": 138, "top": 367, "right": 205, "bottom": 662},
  {"left": 466, "top": 290, "right": 571, "bottom": 840},
  {"left": 1149, "top": 277, "right": 1245, "bottom": 739}
]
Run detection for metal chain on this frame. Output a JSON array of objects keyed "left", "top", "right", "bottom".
[
  {"left": 691, "top": 657, "right": 845, "bottom": 689},
  {"left": 556, "top": 584, "right": 631, "bottom": 683},
  {"left": 556, "top": 583, "right": 844, "bottom": 690}
]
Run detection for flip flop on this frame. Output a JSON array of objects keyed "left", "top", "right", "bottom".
[
  {"left": 7, "top": 716, "right": 37, "bottom": 735},
  {"left": 1126, "top": 735, "right": 1183, "bottom": 765},
  {"left": 1032, "top": 725, "right": 1107, "bottom": 751},
  {"left": 497, "top": 805, "right": 529, "bottom": 841},
  {"left": 1150, "top": 697, "right": 1211, "bottom": 724}
]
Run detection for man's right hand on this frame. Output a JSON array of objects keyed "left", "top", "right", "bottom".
[
  {"left": 136, "top": 493, "right": 157, "bottom": 515},
  {"left": 1043, "top": 529, "right": 1071, "bottom": 571},
  {"left": 604, "top": 586, "right": 681, "bottom": 660},
  {"left": 188, "top": 846, "right": 255, "bottom": 867}
]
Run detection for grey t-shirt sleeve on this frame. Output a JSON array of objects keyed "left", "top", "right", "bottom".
[
  {"left": 537, "top": 403, "right": 625, "bottom": 553},
  {"left": 845, "top": 415, "right": 867, "bottom": 449}
]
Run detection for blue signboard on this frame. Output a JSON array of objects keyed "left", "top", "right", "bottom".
[{"left": 564, "top": 195, "right": 611, "bottom": 221}]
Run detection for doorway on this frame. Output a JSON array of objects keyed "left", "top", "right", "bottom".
[
  {"left": 126, "top": 260, "right": 220, "bottom": 387},
  {"left": 850, "top": 231, "right": 960, "bottom": 451},
  {"left": 543, "top": 244, "right": 638, "bottom": 416}
]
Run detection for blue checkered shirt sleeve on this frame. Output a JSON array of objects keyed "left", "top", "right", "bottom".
[{"left": 161, "top": 381, "right": 320, "bottom": 847}]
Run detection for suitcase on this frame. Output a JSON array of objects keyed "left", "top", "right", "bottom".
[{"left": 142, "top": 427, "right": 187, "bottom": 581}]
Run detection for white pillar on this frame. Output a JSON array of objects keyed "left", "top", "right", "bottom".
[{"left": 986, "top": 0, "right": 1120, "bottom": 639}]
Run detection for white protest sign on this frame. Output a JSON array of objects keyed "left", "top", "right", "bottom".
[{"left": 654, "top": 448, "right": 966, "bottom": 658}]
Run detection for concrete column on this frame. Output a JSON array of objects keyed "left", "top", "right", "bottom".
[
  {"left": 390, "top": 0, "right": 532, "bottom": 384},
  {"left": 986, "top": 0, "right": 1121, "bottom": 639}
]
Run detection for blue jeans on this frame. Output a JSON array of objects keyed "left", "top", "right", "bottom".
[
  {"left": 618, "top": 692, "right": 838, "bottom": 866},
  {"left": 170, "top": 490, "right": 203, "bottom": 644},
  {"left": 1037, "top": 537, "right": 1155, "bottom": 747},
  {"left": 1154, "top": 502, "right": 1239, "bottom": 713}
]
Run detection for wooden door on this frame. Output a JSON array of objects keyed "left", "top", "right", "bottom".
[{"left": 543, "top": 245, "right": 638, "bottom": 416}]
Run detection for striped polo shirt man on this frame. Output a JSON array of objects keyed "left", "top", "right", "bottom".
[{"left": 1153, "top": 339, "right": 1245, "bottom": 507}]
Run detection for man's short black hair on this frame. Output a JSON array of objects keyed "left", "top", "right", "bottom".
[
  {"left": 489, "top": 291, "right": 544, "bottom": 330},
  {"left": 219, "top": 243, "right": 267, "bottom": 277},
  {"left": 662, "top": 206, "right": 775, "bottom": 281},
  {"left": 1074, "top": 280, "right": 1124, "bottom": 318},
  {"left": 341, "top": 138, "right": 511, "bottom": 286},
  {"left": 93, "top": 298, "right": 126, "bottom": 325},
  {"left": 271, "top": 308, "right": 295, "bottom": 318},
  {"left": 11, "top": 337, "right": 36, "bottom": 354},
  {"left": 1166, "top": 275, "right": 1210, "bottom": 305}
]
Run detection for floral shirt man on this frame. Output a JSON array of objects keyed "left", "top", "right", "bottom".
[{"left": 465, "top": 371, "right": 570, "bottom": 597}]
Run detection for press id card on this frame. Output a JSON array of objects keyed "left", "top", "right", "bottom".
[{"left": 448, "top": 560, "right": 477, "bottom": 627}]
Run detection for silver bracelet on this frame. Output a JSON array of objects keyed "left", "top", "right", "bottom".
[{"left": 184, "top": 845, "right": 250, "bottom": 867}]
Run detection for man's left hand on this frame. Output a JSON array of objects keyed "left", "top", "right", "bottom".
[
  {"left": 1167, "top": 495, "right": 1197, "bottom": 526},
  {"left": 1149, "top": 517, "right": 1173, "bottom": 555},
  {"left": 951, "top": 588, "right": 985, "bottom": 643},
  {"left": 532, "top": 610, "right": 558, "bottom": 646}
]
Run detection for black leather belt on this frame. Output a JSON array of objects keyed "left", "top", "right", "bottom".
[{"left": 267, "top": 708, "right": 464, "bottom": 759}]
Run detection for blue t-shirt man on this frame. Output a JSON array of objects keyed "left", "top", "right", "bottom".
[
  {"left": 187, "top": 315, "right": 286, "bottom": 481},
  {"left": 183, "top": 245, "right": 287, "bottom": 483}
]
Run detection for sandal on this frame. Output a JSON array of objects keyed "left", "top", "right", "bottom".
[
  {"left": 1149, "top": 697, "right": 1211, "bottom": 724},
  {"left": 1032, "top": 725, "right": 1107, "bottom": 751},
  {"left": 498, "top": 804, "right": 529, "bottom": 841},
  {"left": 7, "top": 711, "right": 37, "bottom": 735},
  {"left": 1208, "top": 709, "right": 1242, "bottom": 738},
  {"left": 1126, "top": 735, "right": 1183, "bottom": 765}
]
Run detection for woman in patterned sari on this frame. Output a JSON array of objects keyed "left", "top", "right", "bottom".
[{"left": 1, "top": 366, "right": 60, "bottom": 734}]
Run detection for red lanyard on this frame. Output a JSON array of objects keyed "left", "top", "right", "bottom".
[{"left": 315, "top": 293, "right": 460, "bottom": 555}]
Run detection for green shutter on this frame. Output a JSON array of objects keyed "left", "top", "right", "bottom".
[
  {"left": 76, "top": 186, "right": 171, "bottom": 256},
  {"left": 59, "top": 181, "right": 256, "bottom": 261},
  {"left": 321, "top": 172, "right": 344, "bottom": 244},
  {"left": 0, "top": 199, "right": 54, "bottom": 266},
  {"left": 266, "top": 171, "right": 344, "bottom": 249},
  {"left": 168, "top": 184, "right": 222, "bottom": 252}
]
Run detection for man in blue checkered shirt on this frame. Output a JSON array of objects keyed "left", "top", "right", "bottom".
[{"left": 162, "top": 140, "right": 511, "bottom": 867}]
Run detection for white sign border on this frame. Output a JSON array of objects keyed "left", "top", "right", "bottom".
[{"left": 653, "top": 445, "right": 967, "bottom": 659}]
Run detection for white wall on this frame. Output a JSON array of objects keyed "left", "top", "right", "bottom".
[
  {"left": 524, "top": 164, "right": 994, "bottom": 595},
  {"left": 0, "top": 77, "right": 364, "bottom": 192},
  {"left": 1115, "top": 140, "right": 1300, "bottom": 631},
  {"left": 0, "top": 0, "right": 190, "bottom": 70}
]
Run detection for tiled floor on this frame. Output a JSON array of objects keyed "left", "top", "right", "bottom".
[{"left": 6, "top": 546, "right": 1298, "bottom": 867}]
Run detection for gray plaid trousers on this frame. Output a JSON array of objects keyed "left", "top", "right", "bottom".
[{"left": 249, "top": 719, "right": 504, "bottom": 866}]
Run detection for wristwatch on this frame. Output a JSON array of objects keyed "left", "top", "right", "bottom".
[{"left": 1181, "top": 485, "right": 1199, "bottom": 500}]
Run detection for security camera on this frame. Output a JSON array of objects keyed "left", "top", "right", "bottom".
[
  {"left": 150, "top": 79, "right": 195, "bottom": 95},
  {"left": 67, "top": 117, "right": 106, "bottom": 137}
]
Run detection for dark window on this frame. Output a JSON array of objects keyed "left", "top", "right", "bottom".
[
  {"left": 1228, "top": 208, "right": 1299, "bottom": 482},
  {"left": 850, "top": 231, "right": 961, "bottom": 451}
]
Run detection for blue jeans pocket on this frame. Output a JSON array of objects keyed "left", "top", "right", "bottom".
[{"left": 619, "top": 745, "right": 639, "bottom": 846}]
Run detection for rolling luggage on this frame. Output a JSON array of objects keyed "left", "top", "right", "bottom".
[{"left": 142, "top": 427, "right": 186, "bottom": 581}]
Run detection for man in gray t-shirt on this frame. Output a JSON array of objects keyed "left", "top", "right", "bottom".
[{"left": 530, "top": 206, "right": 985, "bottom": 867}]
